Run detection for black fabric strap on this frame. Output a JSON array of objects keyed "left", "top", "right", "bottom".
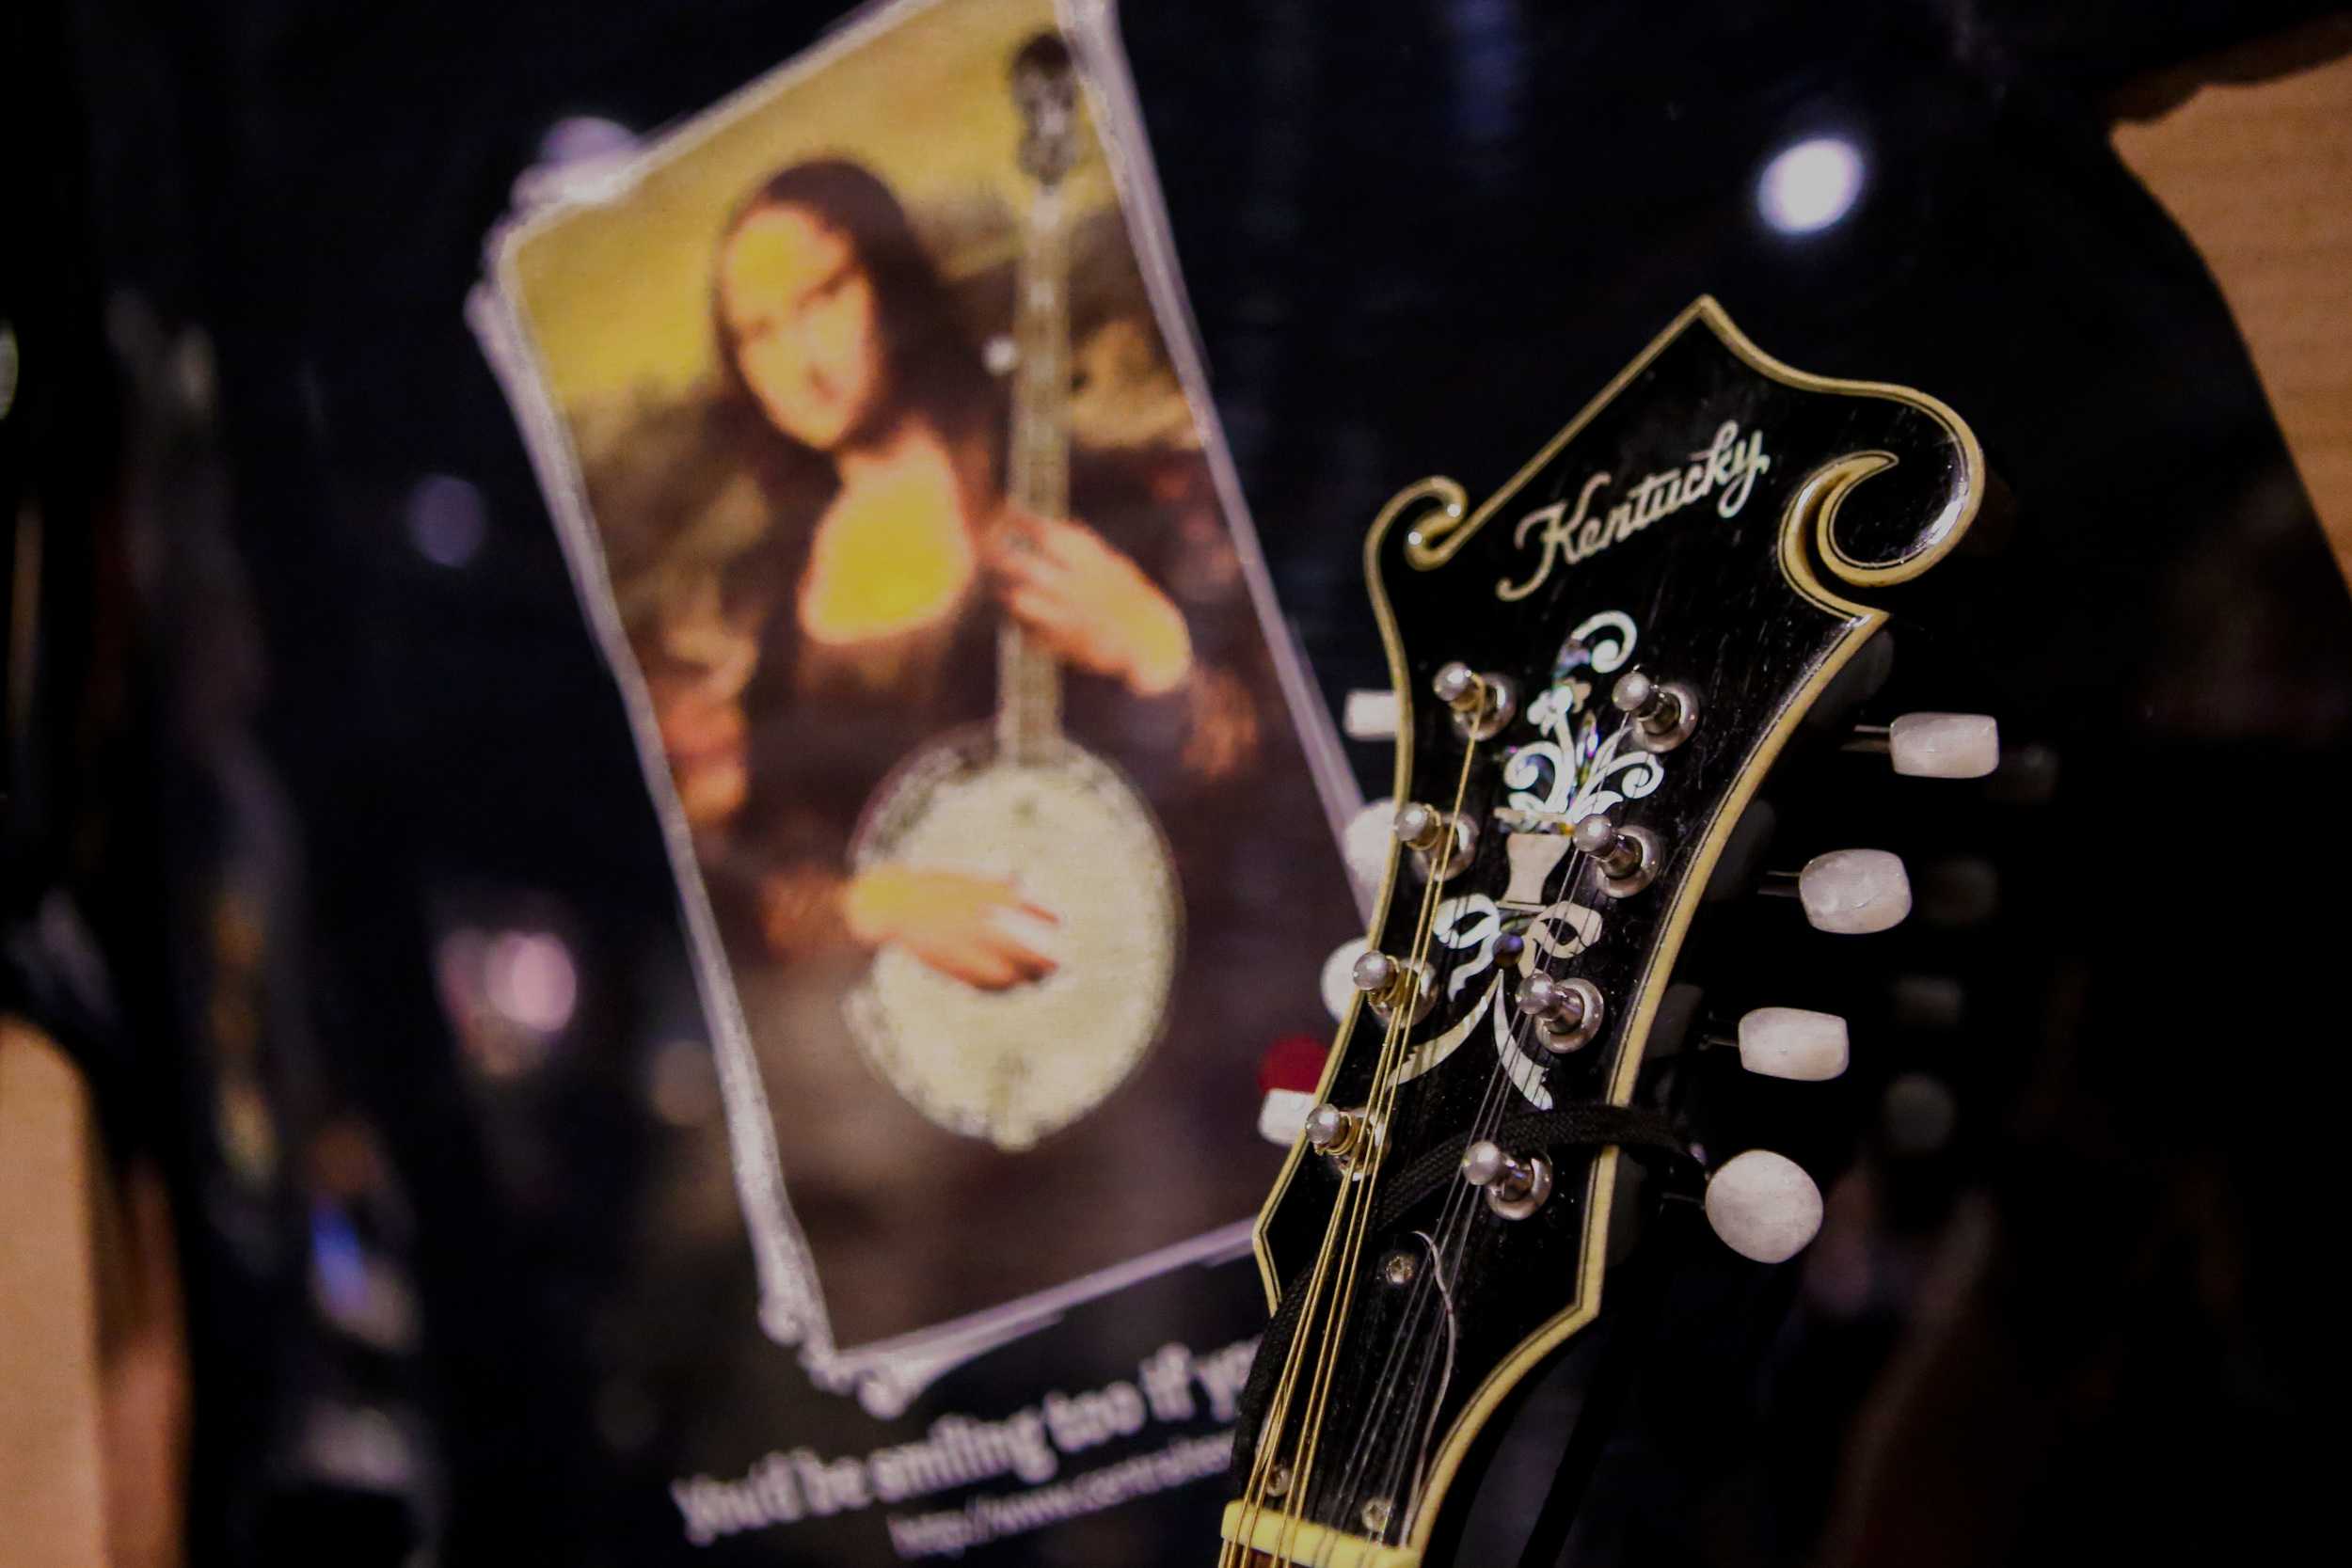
[
  {"left": 1231, "top": 1102, "right": 1696, "bottom": 1480},
  {"left": 1514, "top": 1196, "right": 1697, "bottom": 1567}
]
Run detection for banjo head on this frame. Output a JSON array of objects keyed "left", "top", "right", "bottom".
[{"left": 845, "top": 726, "right": 1182, "bottom": 1150}]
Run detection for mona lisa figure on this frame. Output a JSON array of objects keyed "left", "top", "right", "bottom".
[{"left": 682, "top": 159, "right": 1198, "bottom": 987}]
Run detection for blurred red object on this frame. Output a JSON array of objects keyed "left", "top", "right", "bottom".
[{"left": 1257, "top": 1034, "right": 1328, "bottom": 1095}]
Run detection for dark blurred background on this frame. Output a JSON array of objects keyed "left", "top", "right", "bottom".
[{"left": 6, "top": 2, "right": 2350, "bottom": 1565}]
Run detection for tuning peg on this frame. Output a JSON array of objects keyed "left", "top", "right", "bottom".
[
  {"left": 1764, "top": 848, "right": 1911, "bottom": 933},
  {"left": 1254, "top": 1035, "right": 1329, "bottom": 1146},
  {"left": 1352, "top": 948, "right": 1433, "bottom": 1022},
  {"left": 1431, "top": 661, "right": 1480, "bottom": 706},
  {"left": 1257, "top": 1088, "right": 1316, "bottom": 1147},
  {"left": 1319, "top": 939, "right": 1371, "bottom": 1022},
  {"left": 1704, "top": 1149, "right": 1823, "bottom": 1262},
  {"left": 1515, "top": 974, "right": 1605, "bottom": 1052},
  {"left": 1432, "top": 662, "right": 1517, "bottom": 738},
  {"left": 1462, "top": 1139, "right": 1551, "bottom": 1219},
  {"left": 1343, "top": 689, "right": 1400, "bottom": 741},
  {"left": 1610, "top": 670, "right": 1698, "bottom": 752},
  {"left": 1735, "top": 1006, "right": 1849, "bottom": 1080},
  {"left": 1394, "top": 801, "right": 1477, "bottom": 877},
  {"left": 1304, "top": 1101, "right": 1367, "bottom": 1157},
  {"left": 1394, "top": 801, "right": 1445, "bottom": 849},
  {"left": 1352, "top": 949, "right": 1399, "bottom": 993},
  {"left": 1342, "top": 798, "right": 1398, "bottom": 895},
  {"left": 1845, "top": 712, "right": 2000, "bottom": 779},
  {"left": 1568, "top": 811, "right": 1661, "bottom": 896}
]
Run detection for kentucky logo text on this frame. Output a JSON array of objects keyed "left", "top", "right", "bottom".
[{"left": 1497, "top": 420, "right": 1772, "bottom": 601}]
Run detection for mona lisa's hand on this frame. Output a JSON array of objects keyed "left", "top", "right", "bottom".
[
  {"left": 842, "top": 865, "right": 1061, "bottom": 990},
  {"left": 992, "top": 509, "right": 1192, "bottom": 695}
]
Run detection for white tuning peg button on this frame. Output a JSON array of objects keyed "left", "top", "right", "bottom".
[
  {"left": 1343, "top": 689, "right": 1400, "bottom": 741},
  {"left": 1343, "top": 798, "right": 1397, "bottom": 896},
  {"left": 1705, "top": 1149, "right": 1824, "bottom": 1263},
  {"left": 1320, "top": 938, "right": 1372, "bottom": 1023},
  {"left": 1736, "top": 1007, "right": 1850, "bottom": 1081},
  {"left": 1888, "top": 712, "right": 1999, "bottom": 779},
  {"left": 1797, "top": 848, "right": 1912, "bottom": 934},
  {"left": 1257, "top": 1088, "right": 1317, "bottom": 1147}
]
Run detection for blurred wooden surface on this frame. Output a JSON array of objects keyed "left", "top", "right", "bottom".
[
  {"left": 0, "top": 1021, "right": 109, "bottom": 1568},
  {"left": 2113, "top": 24, "right": 2352, "bottom": 583},
  {"left": 0, "top": 1022, "right": 188, "bottom": 1568}
]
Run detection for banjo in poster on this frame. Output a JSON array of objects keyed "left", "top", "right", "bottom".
[{"left": 474, "top": 0, "right": 1359, "bottom": 1417}]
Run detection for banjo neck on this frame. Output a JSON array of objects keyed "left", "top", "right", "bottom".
[
  {"left": 1000, "top": 33, "right": 1079, "bottom": 765},
  {"left": 838, "top": 32, "right": 1183, "bottom": 1159}
]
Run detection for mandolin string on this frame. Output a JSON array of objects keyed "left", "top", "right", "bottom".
[
  {"left": 1289, "top": 902, "right": 1524, "bottom": 1560},
  {"left": 1362, "top": 856, "right": 1614, "bottom": 1551},
  {"left": 1264, "top": 835, "right": 1449, "bottom": 1568},
  {"left": 1289, "top": 709, "right": 1615, "bottom": 1563},
  {"left": 1308, "top": 843, "right": 1605, "bottom": 1563},
  {"left": 1274, "top": 720, "right": 1486, "bottom": 1566},
  {"left": 1225, "top": 965, "right": 1422, "bottom": 1565},
  {"left": 1232, "top": 692, "right": 1622, "bottom": 1566},
  {"left": 1222, "top": 983, "right": 1420, "bottom": 1568},
  {"left": 1298, "top": 826, "right": 1584, "bottom": 1568},
  {"left": 1253, "top": 716, "right": 1484, "bottom": 1568},
  {"left": 1321, "top": 712, "right": 1640, "bottom": 1555},
  {"left": 1308, "top": 898, "right": 1556, "bottom": 1551},
  {"left": 1225, "top": 970, "right": 1414, "bottom": 1568},
  {"left": 1218, "top": 1139, "right": 1368, "bottom": 1568},
  {"left": 1301, "top": 926, "right": 1534, "bottom": 1551},
  {"left": 1365, "top": 721, "right": 1642, "bottom": 1546},
  {"left": 1275, "top": 826, "right": 1461, "bottom": 1568},
  {"left": 1223, "top": 787, "right": 1444, "bottom": 1568}
]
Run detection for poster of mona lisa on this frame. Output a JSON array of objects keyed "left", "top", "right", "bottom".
[{"left": 473, "top": 0, "right": 1361, "bottom": 1417}]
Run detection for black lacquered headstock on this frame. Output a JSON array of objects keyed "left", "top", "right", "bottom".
[{"left": 1222, "top": 299, "right": 1983, "bottom": 1568}]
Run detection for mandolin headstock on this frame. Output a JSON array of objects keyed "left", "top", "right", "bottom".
[{"left": 1223, "top": 298, "right": 1988, "bottom": 1568}]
